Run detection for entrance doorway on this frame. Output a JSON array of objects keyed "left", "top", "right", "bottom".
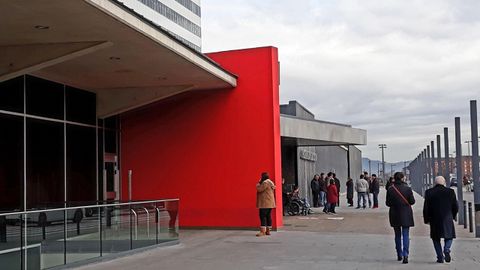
[{"left": 104, "top": 153, "right": 119, "bottom": 202}]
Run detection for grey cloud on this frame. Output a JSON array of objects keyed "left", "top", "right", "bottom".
[{"left": 202, "top": 0, "right": 480, "bottom": 162}]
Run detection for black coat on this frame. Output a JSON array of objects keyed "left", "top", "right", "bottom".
[
  {"left": 370, "top": 178, "right": 380, "bottom": 193},
  {"left": 423, "top": 185, "right": 458, "bottom": 239},
  {"left": 346, "top": 179, "right": 354, "bottom": 199},
  {"left": 386, "top": 182, "right": 415, "bottom": 227},
  {"left": 311, "top": 179, "right": 320, "bottom": 193},
  {"left": 334, "top": 178, "right": 341, "bottom": 193}
]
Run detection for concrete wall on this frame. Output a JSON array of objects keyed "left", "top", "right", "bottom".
[
  {"left": 349, "top": 146, "right": 363, "bottom": 180},
  {"left": 297, "top": 146, "right": 350, "bottom": 204},
  {"left": 280, "top": 101, "right": 315, "bottom": 120}
]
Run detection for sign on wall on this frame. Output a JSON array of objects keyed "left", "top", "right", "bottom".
[{"left": 299, "top": 149, "right": 317, "bottom": 162}]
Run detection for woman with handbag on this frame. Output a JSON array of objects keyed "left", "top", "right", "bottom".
[
  {"left": 256, "top": 172, "right": 276, "bottom": 237},
  {"left": 386, "top": 172, "right": 415, "bottom": 264}
]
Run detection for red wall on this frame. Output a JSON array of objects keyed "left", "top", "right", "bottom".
[{"left": 120, "top": 47, "right": 282, "bottom": 228}]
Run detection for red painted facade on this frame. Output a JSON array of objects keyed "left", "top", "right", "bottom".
[{"left": 120, "top": 47, "right": 283, "bottom": 228}]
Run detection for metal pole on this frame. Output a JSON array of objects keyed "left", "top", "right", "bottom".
[
  {"left": 469, "top": 100, "right": 480, "bottom": 237},
  {"left": 426, "top": 145, "right": 433, "bottom": 188},
  {"left": 128, "top": 170, "right": 133, "bottom": 202},
  {"left": 379, "top": 144, "right": 387, "bottom": 182},
  {"left": 464, "top": 200, "right": 467, "bottom": 229},
  {"left": 455, "top": 117, "right": 465, "bottom": 225},
  {"left": 437, "top": 135, "right": 442, "bottom": 177},
  {"left": 444, "top": 127, "right": 451, "bottom": 186},
  {"left": 368, "top": 159, "right": 371, "bottom": 176},
  {"left": 469, "top": 202, "right": 473, "bottom": 233},
  {"left": 431, "top": 141, "right": 435, "bottom": 180}
]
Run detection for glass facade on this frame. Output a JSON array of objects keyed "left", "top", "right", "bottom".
[
  {"left": 0, "top": 75, "right": 114, "bottom": 212},
  {"left": 0, "top": 75, "right": 179, "bottom": 269}
]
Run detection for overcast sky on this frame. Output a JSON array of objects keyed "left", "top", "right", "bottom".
[{"left": 201, "top": 0, "right": 480, "bottom": 163}]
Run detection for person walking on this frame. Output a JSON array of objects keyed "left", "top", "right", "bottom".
[
  {"left": 326, "top": 178, "right": 339, "bottom": 214},
  {"left": 423, "top": 176, "right": 459, "bottom": 263},
  {"left": 371, "top": 174, "right": 380, "bottom": 208},
  {"left": 333, "top": 173, "right": 341, "bottom": 206},
  {"left": 310, "top": 174, "right": 321, "bottom": 207},
  {"left": 256, "top": 172, "right": 276, "bottom": 237},
  {"left": 355, "top": 174, "right": 369, "bottom": 209},
  {"left": 386, "top": 172, "right": 415, "bottom": 264},
  {"left": 346, "top": 177, "right": 354, "bottom": 207},
  {"left": 318, "top": 173, "right": 327, "bottom": 207}
]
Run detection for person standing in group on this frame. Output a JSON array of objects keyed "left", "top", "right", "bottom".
[
  {"left": 423, "top": 176, "right": 459, "bottom": 263},
  {"left": 371, "top": 174, "right": 380, "bottom": 209},
  {"left": 318, "top": 173, "right": 327, "bottom": 207},
  {"left": 386, "top": 172, "right": 415, "bottom": 264},
  {"left": 366, "top": 174, "right": 372, "bottom": 208},
  {"left": 310, "top": 174, "right": 321, "bottom": 208},
  {"left": 333, "top": 173, "right": 341, "bottom": 207},
  {"left": 323, "top": 172, "right": 334, "bottom": 213},
  {"left": 256, "top": 172, "right": 276, "bottom": 237},
  {"left": 326, "top": 178, "right": 339, "bottom": 214},
  {"left": 346, "top": 177, "right": 354, "bottom": 207},
  {"left": 355, "top": 174, "right": 369, "bottom": 209},
  {"left": 385, "top": 176, "right": 394, "bottom": 190}
]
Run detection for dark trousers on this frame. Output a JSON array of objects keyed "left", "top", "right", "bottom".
[
  {"left": 312, "top": 191, "right": 320, "bottom": 207},
  {"left": 259, "top": 208, "right": 272, "bottom": 227},
  {"left": 329, "top": 203, "right": 336, "bottom": 213},
  {"left": 347, "top": 196, "right": 353, "bottom": 206},
  {"left": 373, "top": 191, "right": 379, "bottom": 207}
]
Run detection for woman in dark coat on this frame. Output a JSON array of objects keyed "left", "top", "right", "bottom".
[
  {"left": 346, "top": 178, "right": 354, "bottom": 207},
  {"left": 386, "top": 172, "right": 415, "bottom": 264},
  {"left": 423, "top": 176, "right": 458, "bottom": 263}
]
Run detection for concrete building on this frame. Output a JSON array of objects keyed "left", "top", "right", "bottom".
[
  {"left": 120, "top": 0, "right": 202, "bottom": 51},
  {"left": 280, "top": 101, "right": 366, "bottom": 204}
]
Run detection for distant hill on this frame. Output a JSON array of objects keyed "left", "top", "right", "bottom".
[{"left": 361, "top": 158, "right": 411, "bottom": 179}]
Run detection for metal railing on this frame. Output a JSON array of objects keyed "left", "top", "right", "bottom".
[{"left": 0, "top": 199, "right": 179, "bottom": 270}]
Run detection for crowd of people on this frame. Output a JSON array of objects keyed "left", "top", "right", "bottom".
[
  {"left": 255, "top": 170, "right": 459, "bottom": 265},
  {"left": 310, "top": 172, "right": 340, "bottom": 214}
]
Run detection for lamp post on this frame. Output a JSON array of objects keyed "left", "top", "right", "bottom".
[{"left": 379, "top": 144, "right": 387, "bottom": 181}]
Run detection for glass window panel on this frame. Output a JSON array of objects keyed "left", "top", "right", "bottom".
[
  {"left": 66, "top": 207, "right": 100, "bottom": 264},
  {"left": 0, "top": 114, "right": 24, "bottom": 212},
  {"left": 26, "top": 119, "right": 64, "bottom": 209},
  {"left": 65, "top": 86, "right": 96, "bottom": 125},
  {"left": 66, "top": 125, "right": 96, "bottom": 203},
  {"left": 0, "top": 75, "right": 24, "bottom": 113},
  {"left": 26, "top": 75, "right": 64, "bottom": 120},
  {"left": 0, "top": 214, "right": 25, "bottom": 270}
]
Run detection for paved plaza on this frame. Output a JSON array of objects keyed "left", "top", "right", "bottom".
[{"left": 74, "top": 190, "right": 479, "bottom": 270}]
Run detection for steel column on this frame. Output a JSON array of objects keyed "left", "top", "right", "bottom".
[
  {"left": 469, "top": 100, "right": 480, "bottom": 237},
  {"left": 455, "top": 117, "right": 465, "bottom": 225}
]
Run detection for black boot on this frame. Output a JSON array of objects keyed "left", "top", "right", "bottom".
[{"left": 402, "top": 256, "right": 408, "bottom": 264}]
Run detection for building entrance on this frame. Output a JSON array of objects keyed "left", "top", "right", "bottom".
[{"left": 104, "top": 153, "right": 120, "bottom": 202}]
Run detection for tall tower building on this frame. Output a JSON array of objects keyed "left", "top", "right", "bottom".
[{"left": 120, "top": 0, "right": 202, "bottom": 51}]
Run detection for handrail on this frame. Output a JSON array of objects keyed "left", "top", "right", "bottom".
[
  {"left": 130, "top": 209, "right": 138, "bottom": 240},
  {"left": 142, "top": 207, "right": 150, "bottom": 237},
  {"left": 0, "top": 198, "right": 179, "bottom": 217}
]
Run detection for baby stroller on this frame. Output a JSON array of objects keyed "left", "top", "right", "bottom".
[{"left": 285, "top": 193, "right": 312, "bottom": 216}]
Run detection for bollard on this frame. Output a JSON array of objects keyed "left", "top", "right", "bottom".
[
  {"left": 469, "top": 202, "right": 473, "bottom": 233},
  {"left": 463, "top": 201, "right": 467, "bottom": 229}
]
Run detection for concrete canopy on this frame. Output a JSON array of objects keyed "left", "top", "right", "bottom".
[
  {"left": 0, "top": 0, "right": 237, "bottom": 117},
  {"left": 280, "top": 115, "right": 367, "bottom": 146}
]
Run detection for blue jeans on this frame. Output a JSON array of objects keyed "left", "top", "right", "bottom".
[
  {"left": 357, "top": 192, "right": 367, "bottom": 208},
  {"left": 319, "top": 191, "right": 326, "bottom": 206},
  {"left": 367, "top": 192, "right": 372, "bottom": 207},
  {"left": 372, "top": 191, "right": 379, "bottom": 207},
  {"left": 433, "top": 239, "right": 453, "bottom": 260},
  {"left": 394, "top": 227, "right": 410, "bottom": 257}
]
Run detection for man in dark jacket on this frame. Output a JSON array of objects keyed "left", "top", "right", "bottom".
[
  {"left": 346, "top": 178, "right": 354, "bottom": 207},
  {"left": 310, "top": 174, "right": 321, "bottom": 207},
  {"left": 318, "top": 173, "right": 327, "bottom": 207},
  {"left": 333, "top": 173, "right": 341, "bottom": 206},
  {"left": 386, "top": 172, "right": 415, "bottom": 264},
  {"left": 423, "top": 176, "right": 459, "bottom": 263},
  {"left": 371, "top": 174, "right": 380, "bottom": 208}
]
